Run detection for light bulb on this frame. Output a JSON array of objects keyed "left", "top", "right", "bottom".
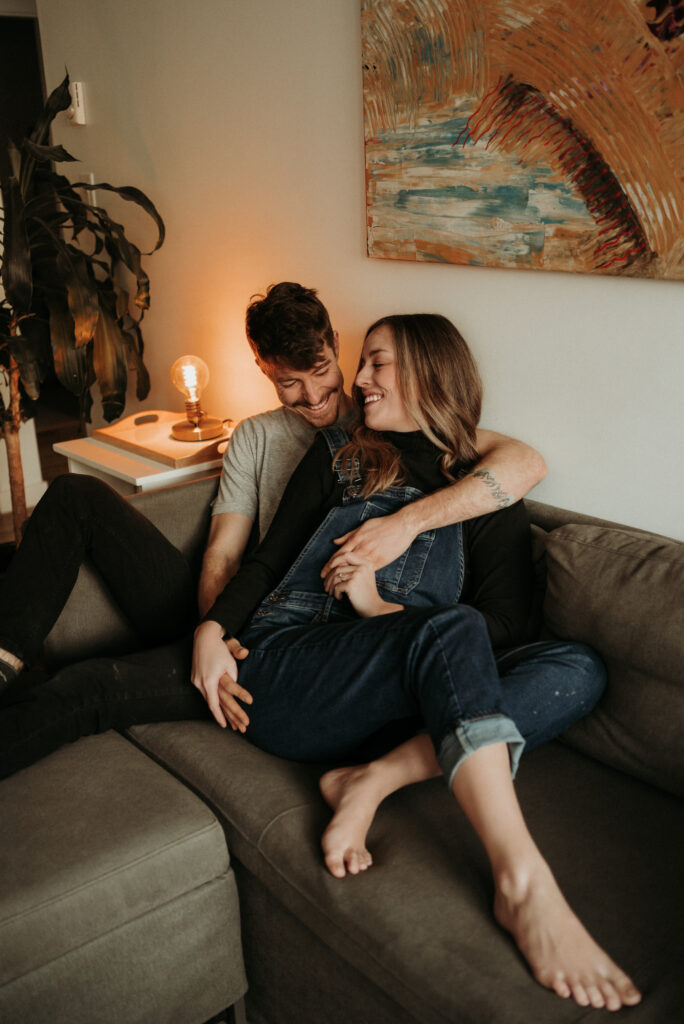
[
  {"left": 170, "top": 355, "right": 210, "bottom": 403},
  {"left": 169, "top": 354, "right": 224, "bottom": 441}
]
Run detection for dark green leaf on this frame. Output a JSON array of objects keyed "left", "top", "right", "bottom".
[
  {"left": 73, "top": 181, "right": 165, "bottom": 253},
  {"left": 47, "top": 298, "right": 93, "bottom": 399},
  {"left": 92, "top": 306, "right": 128, "bottom": 421},
  {"left": 21, "top": 73, "right": 73, "bottom": 195},
  {"left": 22, "top": 139, "right": 79, "bottom": 164},
  {"left": 0, "top": 178, "right": 33, "bottom": 313},
  {"left": 8, "top": 329, "right": 46, "bottom": 400},
  {"left": 122, "top": 327, "right": 151, "bottom": 402},
  {"left": 28, "top": 74, "right": 72, "bottom": 148},
  {"left": 57, "top": 247, "right": 100, "bottom": 345}
]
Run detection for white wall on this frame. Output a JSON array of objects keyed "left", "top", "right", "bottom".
[{"left": 34, "top": 0, "right": 684, "bottom": 538}]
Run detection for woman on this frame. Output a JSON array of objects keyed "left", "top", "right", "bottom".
[{"left": 193, "top": 314, "right": 641, "bottom": 1012}]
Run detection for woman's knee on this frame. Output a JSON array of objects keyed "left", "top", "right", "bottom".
[{"left": 562, "top": 641, "right": 607, "bottom": 707}]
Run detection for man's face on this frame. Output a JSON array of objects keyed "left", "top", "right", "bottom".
[{"left": 259, "top": 339, "right": 348, "bottom": 428}]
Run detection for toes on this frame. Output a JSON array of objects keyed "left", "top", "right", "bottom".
[
  {"left": 615, "top": 977, "right": 642, "bottom": 1006},
  {"left": 550, "top": 977, "right": 571, "bottom": 1000},
  {"left": 346, "top": 850, "right": 360, "bottom": 875},
  {"left": 569, "top": 982, "right": 591, "bottom": 1007},
  {"left": 324, "top": 852, "right": 347, "bottom": 878},
  {"left": 584, "top": 983, "right": 607, "bottom": 1009}
]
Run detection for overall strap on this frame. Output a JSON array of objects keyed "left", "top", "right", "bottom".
[{"left": 319, "top": 428, "right": 361, "bottom": 487}]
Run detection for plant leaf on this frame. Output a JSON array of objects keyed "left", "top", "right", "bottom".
[
  {"left": 122, "top": 322, "right": 151, "bottom": 401},
  {"left": 92, "top": 306, "right": 128, "bottom": 421},
  {"left": 22, "top": 139, "right": 79, "bottom": 164},
  {"left": 47, "top": 298, "right": 94, "bottom": 399},
  {"left": 0, "top": 178, "right": 33, "bottom": 313},
  {"left": 57, "top": 246, "right": 100, "bottom": 345},
  {"left": 73, "top": 181, "right": 165, "bottom": 253},
  {"left": 28, "top": 74, "right": 72, "bottom": 148},
  {"left": 8, "top": 329, "right": 46, "bottom": 400},
  {"left": 21, "top": 73, "right": 73, "bottom": 196}
]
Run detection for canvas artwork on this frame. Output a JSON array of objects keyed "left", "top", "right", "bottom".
[{"left": 362, "top": 0, "right": 684, "bottom": 279}]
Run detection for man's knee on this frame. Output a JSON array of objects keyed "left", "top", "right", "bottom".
[{"left": 46, "top": 472, "right": 118, "bottom": 510}]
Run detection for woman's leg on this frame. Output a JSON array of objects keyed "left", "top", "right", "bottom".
[
  {"left": 318, "top": 639, "right": 605, "bottom": 877},
  {"left": 0, "top": 635, "right": 210, "bottom": 779},
  {"left": 451, "top": 742, "right": 641, "bottom": 1011},
  {"left": 0, "top": 474, "right": 195, "bottom": 671},
  {"left": 320, "top": 733, "right": 440, "bottom": 877}
]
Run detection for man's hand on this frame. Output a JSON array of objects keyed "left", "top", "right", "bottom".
[
  {"left": 192, "top": 621, "right": 253, "bottom": 730},
  {"left": 323, "top": 506, "right": 417, "bottom": 574},
  {"left": 322, "top": 551, "right": 403, "bottom": 618}
]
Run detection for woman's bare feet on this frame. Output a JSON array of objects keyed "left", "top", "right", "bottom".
[
  {"left": 319, "top": 764, "right": 384, "bottom": 878},
  {"left": 494, "top": 858, "right": 642, "bottom": 1011}
]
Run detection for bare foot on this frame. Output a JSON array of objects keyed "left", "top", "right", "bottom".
[
  {"left": 319, "top": 764, "right": 386, "bottom": 878},
  {"left": 494, "top": 859, "right": 642, "bottom": 1011}
]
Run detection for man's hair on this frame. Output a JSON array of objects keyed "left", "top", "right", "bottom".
[
  {"left": 335, "top": 314, "right": 482, "bottom": 497},
  {"left": 245, "top": 282, "right": 334, "bottom": 369}
]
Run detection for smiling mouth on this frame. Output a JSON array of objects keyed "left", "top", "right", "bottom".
[
  {"left": 364, "top": 394, "right": 382, "bottom": 405},
  {"left": 300, "top": 393, "right": 333, "bottom": 413}
]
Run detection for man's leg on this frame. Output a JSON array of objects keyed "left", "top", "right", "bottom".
[
  {"left": 0, "top": 475, "right": 195, "bottom": 673},
  {"left": 0, "top": 636, "right": 210, "bottom": 779}
]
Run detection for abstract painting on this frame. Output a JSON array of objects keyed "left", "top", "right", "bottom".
[{"left": 362, "top": 0, "right": 684, "bottom": 278}]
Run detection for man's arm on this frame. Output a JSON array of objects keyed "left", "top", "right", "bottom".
[
  {"left": 198, "top": 512, "right": 253, "bottom": 617},
  {"left": 324, "top": 430, "right": 546, "bottom": 572}
]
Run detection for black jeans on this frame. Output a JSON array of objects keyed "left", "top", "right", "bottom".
[{"left": 0, "top": 475, "right": 210, "bottom": 778}]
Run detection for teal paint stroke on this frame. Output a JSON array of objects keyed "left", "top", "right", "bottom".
[{"left": 367, "top": 115, "right": 595, "bottom": 265}]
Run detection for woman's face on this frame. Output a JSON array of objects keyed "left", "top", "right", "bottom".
[{"left": 354, "top": 325, "right": 418, "bottom": 432}]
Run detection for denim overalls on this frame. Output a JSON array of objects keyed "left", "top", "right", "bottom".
[{"left": 238, "top": 429, "right": 606, "bottom": 786}]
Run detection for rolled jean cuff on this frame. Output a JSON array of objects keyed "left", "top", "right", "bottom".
[{"left": 437, "top": 714, "right": 525, "bottom": 789}]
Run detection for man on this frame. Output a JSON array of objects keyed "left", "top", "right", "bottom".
[{"left": 198, "top": 281, "right": 546, "bottom": 616}]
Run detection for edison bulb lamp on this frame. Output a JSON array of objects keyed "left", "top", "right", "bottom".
[{"left": 170, "top": 355, "right": 223, "bottom": 440}]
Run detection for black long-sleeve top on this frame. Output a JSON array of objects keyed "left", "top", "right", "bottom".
[{"left": 206, "top": 430, "right": 534, "bottom": 652}]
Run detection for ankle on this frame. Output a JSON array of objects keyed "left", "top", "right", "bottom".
[{"left": 0, "top": 647, "right": 23, "bottom": 672}]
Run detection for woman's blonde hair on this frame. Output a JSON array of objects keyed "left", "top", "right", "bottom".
[{"left": 334, "top": 314, "right": 482, "bottom": 498}]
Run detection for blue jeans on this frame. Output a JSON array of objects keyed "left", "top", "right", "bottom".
[
  {"left": 227, "top": 427, "right": 606, "bottom": 785},
  {"left": 238, "top": 610, "right": 604, "bottom": 785}
]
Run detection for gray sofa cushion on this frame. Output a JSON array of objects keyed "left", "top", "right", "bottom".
[
  {"left": 0, "top": 731, "right": 244, "bottom": 1006},
  {"left": 130, "top": 721, "right": 683, "bottom": 1023},
  {"left": 543, "top": 524, "right": 684, "bottom": 797}
]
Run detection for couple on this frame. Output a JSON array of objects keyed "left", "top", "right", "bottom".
[{"left": 0, "top": 284, "right": 640, "bottom": 1011}]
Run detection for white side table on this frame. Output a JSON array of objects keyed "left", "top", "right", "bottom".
[{"left": 53, "top": 410, "right": 231, "bottom": 496}]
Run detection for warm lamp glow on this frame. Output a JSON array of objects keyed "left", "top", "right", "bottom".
[{"left": 170, "top": 355, "right": 223, "bottom": 441}]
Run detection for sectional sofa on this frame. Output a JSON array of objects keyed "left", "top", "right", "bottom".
[{"left": 1, "top": 473, "right": 682, "bottom": 1023}]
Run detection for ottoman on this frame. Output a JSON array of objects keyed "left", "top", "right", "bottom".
[{"left": 0, "top": 731, "right": 247, "bottom": 1024}]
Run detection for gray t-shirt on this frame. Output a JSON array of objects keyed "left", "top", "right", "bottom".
[{"left": 212, "top": 406, "right": 318, "bottom": 541}]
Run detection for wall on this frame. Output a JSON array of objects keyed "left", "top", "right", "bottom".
[{"left": 34, "top": 0, "right": 684, "bottom": 538}]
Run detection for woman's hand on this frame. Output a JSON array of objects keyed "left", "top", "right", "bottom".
[
  {"left": 322, "top": 551, "right": 403, "bottom": 618},
  {"left": 192, "top": 621, "right": 253, "bottom": 730}
]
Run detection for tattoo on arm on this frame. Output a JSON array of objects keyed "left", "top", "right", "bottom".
[{"left": 472, "top": 469, "right": 513, "bottom": 510}]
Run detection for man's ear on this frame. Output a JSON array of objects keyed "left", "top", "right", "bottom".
[{"left": 332, "top": 331, "right": 340, "bottom": 359}]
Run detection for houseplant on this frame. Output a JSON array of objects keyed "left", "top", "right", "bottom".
[{"left": 0, "top": 73, "right": 164, "bottom": 543}]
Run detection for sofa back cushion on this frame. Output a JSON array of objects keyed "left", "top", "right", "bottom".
[{"left": 543, "top": 524, "right": 684, "bottom": 797}]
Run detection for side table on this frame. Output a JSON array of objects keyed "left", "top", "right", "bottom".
[{"left": 53, "top": 410, "right": 231, "bottom": 496}]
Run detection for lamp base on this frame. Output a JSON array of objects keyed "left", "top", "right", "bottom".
[{"left": 171, "top": 416, "right": 224, "bottom": 441}]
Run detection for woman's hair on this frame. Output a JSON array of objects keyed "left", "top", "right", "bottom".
[
  {"left": 245, "top": 282, "right": 334, "bottom": 369},
  {"left": 335, "top": 314, "right": 482, "bottom": 497}
]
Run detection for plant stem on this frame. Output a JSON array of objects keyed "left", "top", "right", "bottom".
[{"left": 2, "top": 356, "right": 27, "bottom": 545}]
